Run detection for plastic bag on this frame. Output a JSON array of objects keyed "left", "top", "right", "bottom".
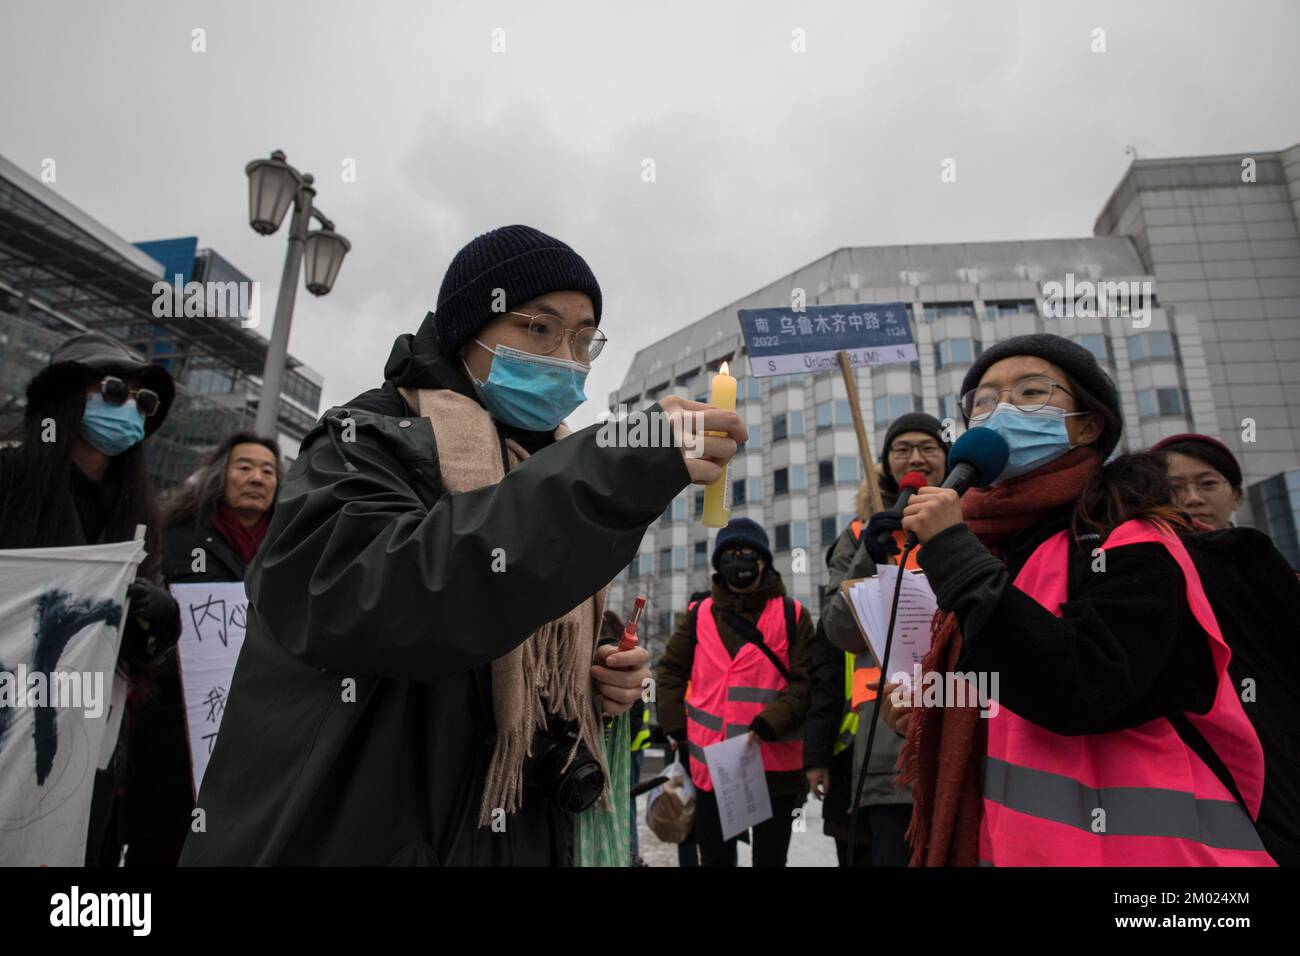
[{"left": 646, "top": 752, "right": 696, "bottom": 844}]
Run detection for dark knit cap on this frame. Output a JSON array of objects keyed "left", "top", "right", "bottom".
[
  {"left": 960, "top": 333, "right": 1123, "bottom": 459},
  {"left": 1152, "top": 433, "right": 1243, "bottom": 490},
  {"left": 880, "top": 411, "right": 949, "bottom": 478},
  {"left": 26, "top": 331, "right": 176, "bottom": 435},
  {"left": 712, "top": 517, "right": 773, "bottom": 569},
  {"left": 432, "top": 224, "right": 602, "bottom": 357}
]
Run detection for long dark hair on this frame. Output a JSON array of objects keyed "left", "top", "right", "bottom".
[
  {"left": 0, "top": 374, "right": 162, "bottom": 578},
  {"left": 160, "top": 431, "right": 283, "bottom": 530},
  {"left": 1073, "top": 451, "right": 1192, "bottom": 540}
]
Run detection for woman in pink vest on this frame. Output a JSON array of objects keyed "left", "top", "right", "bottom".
[
  {"left": 657, "top": 518, "right": 815, "bottom": 866},
  {"left": 884, "top": 333, "right": 1274, "bottom": 867}
]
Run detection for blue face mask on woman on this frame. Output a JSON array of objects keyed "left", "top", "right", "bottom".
[
  {"left": 466, "top": 339, "right": 589, "bottom": 432},
  {"left": 977, "top": 403, "right": 1088, "bottom": 482},
  {"left": 81, "top": 392, "right": 146, "bottom": 456}
]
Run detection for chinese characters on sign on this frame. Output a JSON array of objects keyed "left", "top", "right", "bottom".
[
  {"left": 737, "top": 302, "right": 918, "bottom": 377},
  {"left": 172, "top": 582, "right": 249, "bottom": 795}
]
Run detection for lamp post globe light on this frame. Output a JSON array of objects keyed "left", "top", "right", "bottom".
[{"left": 245, "top": 149, "right": 350, "bottom": 437}]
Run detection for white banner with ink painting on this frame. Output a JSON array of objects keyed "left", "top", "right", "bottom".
[
  {"left": 170, "top": 581, "right": 248, "bottom": 797},
  {"left": 0, "top": 537, "right": 145, "bottom": 867}
]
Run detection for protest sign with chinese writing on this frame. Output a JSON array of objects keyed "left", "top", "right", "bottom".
[
  {"left": 171, "top": 581, "right": 248, "bottom": 795},
  {"left": 0, "top": 537, "right": 145, "bottom": 866},
  {"left": 737, "top": 302, "right": 917, "bottom": 377}
]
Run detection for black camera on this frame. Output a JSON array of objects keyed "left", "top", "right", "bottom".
[{"left": 524, "top": 718, "right": 605, "bottom": 814}]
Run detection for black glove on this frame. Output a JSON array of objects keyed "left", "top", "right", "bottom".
[
  {"left": 860, "top": 510, "right": 903, "bottom": 564},
  {"left": 122, "top": 579, "right": 182, "bottom": 661}
]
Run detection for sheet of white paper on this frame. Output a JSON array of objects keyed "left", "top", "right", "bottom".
[
  {"left": 850, "top": 566, "right": 938, "bottom": 679},
  {"left": 703, "top": 733, "right": 772, "bottom": 841},
  {"left": 171, "top": 582, "right": 249, "bottom": 795}
]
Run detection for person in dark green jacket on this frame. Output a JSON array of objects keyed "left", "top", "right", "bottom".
[{"left": 179, "top": 225, "right": 744, "bottom": 866}]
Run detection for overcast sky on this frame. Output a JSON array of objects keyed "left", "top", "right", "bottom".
[{"left": 2, "top": 0, "right": 1298, "bottom": 429}]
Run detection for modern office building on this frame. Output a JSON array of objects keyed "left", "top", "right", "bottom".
[
  {"left": 0, "top": 152, "right": 324, "bottom": 488},
  {"left": 608, "top": 140, "right": 1300, "bottom": 657}
]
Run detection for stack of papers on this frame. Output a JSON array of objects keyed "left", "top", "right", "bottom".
[{"left": 840, "top": 565, "right": 938, "bottom": 680}]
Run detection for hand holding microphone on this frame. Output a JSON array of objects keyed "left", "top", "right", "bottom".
[
  {"left": 860, "top": 470, "right": 928, "bottom": 563},
  {"left": 901, "top": 428, "right": 1011, "bottom": 546}
]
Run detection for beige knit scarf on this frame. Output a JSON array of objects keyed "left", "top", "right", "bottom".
[{"left": 399, "top": 387, "right": 610, "bottom": 827}]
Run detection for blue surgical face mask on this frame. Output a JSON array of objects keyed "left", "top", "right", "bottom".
[
  {"left": 976, "top": 403, "right": 1088, "bottom": 482},
  {"left": 81, "top": 392, "right": 146, "bottom": 456},
  {"left": 465, "top": 339, "right": 589, "bottom": 431}
]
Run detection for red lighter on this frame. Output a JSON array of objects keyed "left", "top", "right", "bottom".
[{"left": 618, "top": 595, "right": 647, "bottom": 651}]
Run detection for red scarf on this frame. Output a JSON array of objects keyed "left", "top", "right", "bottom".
[
  {"left": 211, "top": 502, "right": 271, "bottom": 565},
  {"left": 896, "top": 447, "right": 1101, "bottom": 865}
]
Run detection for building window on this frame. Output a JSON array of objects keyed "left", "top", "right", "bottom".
[
  {"left": 639, "top": 554, "right": 653, "bottom": 576},
  {"left": 1129, "top": 332, "right": 1175, "bottom": 362},
  {"left": 693, "top": 540, "right": 708, "bottom": 569},
  {"left": 658, "top": 548, "right": 672, "bottom": 574},
  {"left": 747, "top": 478, "right": 762, "bottom": 503},
  {"left": 818, "top": 459, "right": 834, "bottom": 486},
  {"left": 740, "top": 424, "right": 761, "bottom": 450},
  {"left": 773, "top": 413, "right": 788, "bottom": 442},
  {"left": 836, "top": 456, "right": 861, "bottom": 484},
  {"left": 694, "top": 490, "right": 704, "bottom": 517},
  {"left": 775, "top": 524, "right": 791, "bottom": 552},
  {"left": 774, "top": 468, "right": 789, "bottom": 496},
  {"left": 873, "top": 394, "right": 919, "bottom": 425},
  {"left": 939, "top": 394, "right": 959, "bottom": 420},
  {"left": 922, "top": 302, "right": 975, "bottom": 324},
  {"left": 934, "top": 338, "right": 979, "bottom": 370},
  {"left": 661, "top": 505, "right": 672, "bottom": 525},
  {"left": 672, "top": 497, "right": 687, "bottom": 521},
  {"left": 820, "top": 516, "right": 838, "bottom": 545},
  {"left": 816, "top": 401, "right": 832, "bottom": 429},
  {"left": 792, "top": 521, "right": 808, "bottom": 550},
  {"left": 790, "top": 464, "right": 807, "bottom": 492},
  {"left": 986, "top": 300, "right": 1037, "bottom": 320},
  {"left": 1137, "top": 387, "right": 1184, "bottom": 419},
  {"left": 628, "top": 558, "right": 640, "bottom": 579},
  {"left": 732, "top": 478, "right": 747, "bottom": 506},
  {"left": 673, "top": 546, "right": 686, "bottom": 571}
]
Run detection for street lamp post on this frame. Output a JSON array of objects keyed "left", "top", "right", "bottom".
[{"left": 245, "top": 150, "right": 350, "bottom": 438}]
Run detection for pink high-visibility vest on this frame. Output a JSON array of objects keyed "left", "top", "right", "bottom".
[
  {"left": 980, "top": 519, "right": 1275, "bottom": 866},
  {"left": 685, "top": 596, "right": 803, "bottom": 792}
]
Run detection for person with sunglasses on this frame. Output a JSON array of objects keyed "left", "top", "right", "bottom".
[
  {"left": 182, "top": 224, "right": 746, "bottom": 866},
  {"left": 0, "top": 331, "right": 181, "bottom": 866},
  {"left": 877, "top": 333, "right": 1276, "bottom": 866}
]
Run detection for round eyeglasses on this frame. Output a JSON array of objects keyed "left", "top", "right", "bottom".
[
  {"left": 961, "top": 375, "right": 1074, "bottom": 422},
  {"left": 507, "top": 311, "right": 607, "bottom": 363}
]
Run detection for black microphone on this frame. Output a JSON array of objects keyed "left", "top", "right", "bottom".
[
  {"left": 902, "top": 428, "right": 1011, "bottom": 547},
  {"left": 873, "top": 470, "right": 928, "bottom": 547}
]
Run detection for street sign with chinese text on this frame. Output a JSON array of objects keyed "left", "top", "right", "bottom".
[{"left": 737, "top": 302, "right": 917, "bottom": 377}]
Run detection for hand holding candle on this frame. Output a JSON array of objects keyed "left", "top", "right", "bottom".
[
  {"left": 702, "top": 361, "right": 737, "bottom": 527},
  {"left": 655, "top": 395, "right": 746, "bottom": 486}
]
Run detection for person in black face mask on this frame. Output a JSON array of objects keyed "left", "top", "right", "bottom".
[{"left": 656, "top": 518, "right": 815, "bottom": 866}]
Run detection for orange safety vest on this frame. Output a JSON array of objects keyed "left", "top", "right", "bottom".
[
  {"left": 684, "top": 595, "right": 803, "bottom": 792},
  {"left": 980, "top": 519, "right": 1274, "bottom": 866},
  {"left": 847, "top": 518, "right": 920, "bottom": 709}
]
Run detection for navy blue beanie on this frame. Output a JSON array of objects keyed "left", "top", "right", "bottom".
[
  {"left": 432, "top": 224, "right": 602, "bottom": 357},
  {"left": 712, "top": 518, "right": 773, "bottom": 569}
]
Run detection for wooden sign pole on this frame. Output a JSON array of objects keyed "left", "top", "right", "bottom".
[{"left": 837, "top": 350, "right": 883, "bottom": 517}]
